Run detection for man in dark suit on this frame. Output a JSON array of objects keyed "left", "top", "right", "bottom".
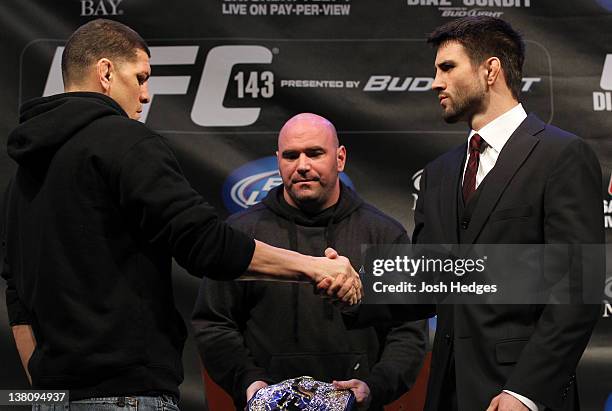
[{"left": 413, "top": 16, "right": 604, "bottom": 411}]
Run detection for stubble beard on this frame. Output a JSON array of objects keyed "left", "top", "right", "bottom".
[
  {"left": 442, "top": 82, "right": 486, "bottom": 124},
  {"left": 286, "top": 177, "right": 337, "bottom": 212}
]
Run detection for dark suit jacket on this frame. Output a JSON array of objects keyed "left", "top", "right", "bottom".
[{"left": 414, "top": 114, "right": 604, "bottom": 411}]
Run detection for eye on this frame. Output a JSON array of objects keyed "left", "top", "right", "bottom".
[
  {"left": 282, "top": 152, "right": 299, "bottom": 160},
  {"left": 137, "top": 74, "right": 149, "bottom": 85},
  {"left": 306, "top": 149, "right": 324, "bottom": 158},
  {"left": 439, "top": 63, "right": 454, "bottom": 72}
]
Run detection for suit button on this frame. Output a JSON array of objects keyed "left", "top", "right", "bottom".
[
  {"left": 461, "top": 218, "right": 469, "bottom": 229},
  {"left": 444, "top": 334, "right": 451, "bottom": 344}
]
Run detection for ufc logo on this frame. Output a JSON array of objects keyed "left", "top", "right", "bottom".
[{"left": 43, "top": 45, "right": 273, "bottom": 126}]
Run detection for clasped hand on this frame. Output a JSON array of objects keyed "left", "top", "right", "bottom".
[{"left": 312, "top": 248, "right": 362, "bottom": 305}]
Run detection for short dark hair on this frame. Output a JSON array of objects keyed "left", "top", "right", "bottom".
[
  {"left": 427, "top": 16, "right": 525, "bottom": 99},
  {"left": 62, "top": 19, "right": 150, "bottom": 87}
]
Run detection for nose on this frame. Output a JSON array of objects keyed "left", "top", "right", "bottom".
[
  {"left": 432, "top": 71, "right": 444, "bottom": 92},
  {"left": 296, "top": 153, "right": 311, "bottom": 173},
  {"left": 140, "top": 82, "right": 151, "bottom": 104}
]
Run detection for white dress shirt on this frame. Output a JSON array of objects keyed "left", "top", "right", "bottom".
[
  {"left": 461, "top": 103, "right": 539, "bottom": 411},
  {"left": 462, "top": 103, "right": 528, "bottom": 188}
]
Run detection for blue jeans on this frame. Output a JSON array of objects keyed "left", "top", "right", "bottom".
[{"left": 32, "top": 395, "right": 180, "bottom": 411}]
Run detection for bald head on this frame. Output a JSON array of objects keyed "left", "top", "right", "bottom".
[
  {"left": 276, "top": 113, "right": 345, "bottom": 212},
  {"left": 278, "top": 113, "right": 339, "bottom": 149}
]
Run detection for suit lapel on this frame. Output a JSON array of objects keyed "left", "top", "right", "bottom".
[
  {"left": 462, "top": 113, "right": 545, "bottom": 244},
  {"left": 440, "top": 145, "right": 466, "bottom": 244}
]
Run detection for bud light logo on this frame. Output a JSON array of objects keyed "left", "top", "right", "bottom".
[
  {"left": 429, "top": 316, "right": 437, "bottom": 332},
  {"left": 605, "top": 276, "right": 612, "bottom": 300},
  {"left": 412, "top": 169, "right": 423, "bottom": 192},
  {"left": 596, "top": 0, "right": 612, "bottom": 12},
  {"left": 605, "top": 393, "right": 612, "bottom": 411},
  {"left": 223, "top": 156, "right": 354, "bottom": 214}
]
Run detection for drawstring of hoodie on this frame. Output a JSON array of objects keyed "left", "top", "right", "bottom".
[
  {"left": 322, "top": 214, "right": 337, "bottom": 321},
  {"left": 284, "top": 217, "right": 300, "bottom": 343}
]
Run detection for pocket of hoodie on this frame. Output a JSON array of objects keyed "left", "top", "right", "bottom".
[{"left": 268, "top": 352, "right": 369, "bottom": 382}]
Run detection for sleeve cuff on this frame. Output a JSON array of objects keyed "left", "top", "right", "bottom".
[
  {"left": 222, "top": 232, "right": 255, "bottom": 280},
  {"left": 5, "top": 290, "right": 33, "bottom": 326},
  {"left": 503, "top": 390, "right": 539, "bottom": 411},
  {"left": 361, "top": 374, "right": 386, "bottom": 407},
  {"left": 206, "top": 230, "right": 256, "bottom": 281},
  {"left": 237, "top": 369, "right": 273, "bottom": 405}
]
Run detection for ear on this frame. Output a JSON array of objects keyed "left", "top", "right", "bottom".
[
  {"left": 275, "top": 149, "right": 282, "bottom": 169},
  {"left": 484, "top": 57, "right": 502, "bottom": 86},
  {"left": 336, "top": 145, "right": 346, "bottom": 173},
  {"left": 96, "top": 58, "right": 114, "bottom": 94}
]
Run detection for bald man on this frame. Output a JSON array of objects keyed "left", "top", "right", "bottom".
[{"left": 192, "top": 113, "right": 427, "bottom": 410}]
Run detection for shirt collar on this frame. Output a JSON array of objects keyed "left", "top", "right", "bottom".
[{"left": 468, "top": 103, "right": 527, "bottom": 153}]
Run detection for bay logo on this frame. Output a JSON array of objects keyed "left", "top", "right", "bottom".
[
  {"left": 593, "top": 54, "right": 612, "bottom": 111},
  {"left": 80, "top": 0, "right": 124, "bottom": 16},
  {"left": 222, "top": 156, "right": 354, "bottom": 214}
]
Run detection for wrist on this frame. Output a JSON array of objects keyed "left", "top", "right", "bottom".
[{"left": 282, "top": 251, "right": 315, "bottom": 280}]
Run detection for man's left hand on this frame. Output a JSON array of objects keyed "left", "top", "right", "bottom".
[
  {"left": 332, "top": 379, "right": 371, "bottom": 410},
  {"left": 486, "top": 392, "right": 529, "bottom": 411}
]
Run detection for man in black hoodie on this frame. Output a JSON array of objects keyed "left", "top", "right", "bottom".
[
  {"left": 0, "top": 20, "right": 361, "bottom": 410},
  {"left": 191, "top": 113, "right": 427, "bottom": 410}
]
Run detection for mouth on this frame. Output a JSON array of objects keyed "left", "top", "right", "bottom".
[{"left": 293, "top": 179, "right": 319, "bottom": 185}]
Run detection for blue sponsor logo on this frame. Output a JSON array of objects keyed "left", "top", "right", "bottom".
[
  {"left": 605, "top": 393, "right": 612, "bottom": 411},
  {"left": 223, "top": 156, "right": 354, "bottom": 214},
  {"left": 597, "top": 0, "right": 612, "bottom": 11},
  {"left": 429, "top": 316, "right": 437, "bottom": 332}
]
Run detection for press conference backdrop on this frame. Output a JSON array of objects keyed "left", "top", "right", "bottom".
[{"left": 1, "top": 1, "right": 611, "bottom": 410}]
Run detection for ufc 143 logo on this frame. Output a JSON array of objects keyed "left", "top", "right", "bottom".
[
  {"left": 593, "top": 54, "right": 612, "bottom": 111},
  {"left": 43, "top": 45, "right": 274, "bottom": 126}
]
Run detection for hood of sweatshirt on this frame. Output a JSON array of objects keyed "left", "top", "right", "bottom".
[
  {"left": 262, "top": 182, "right": 363, "bottom": 229},
  {"left": 7, "top": 92, "right": 126, "bottom": 169}
]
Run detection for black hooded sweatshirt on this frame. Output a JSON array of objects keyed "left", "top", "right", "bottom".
[
  {"left": 192, "top": 184, "right": 427, "bottom": 410},
  {"left": 1, "top": 92, "right": 255, "bottom": 400}
]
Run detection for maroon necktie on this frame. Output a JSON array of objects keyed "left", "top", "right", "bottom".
[{"left": 462, "top": 133, "right": 485, "bottom": 203}]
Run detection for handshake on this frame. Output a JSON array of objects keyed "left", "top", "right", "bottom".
[
  {"left": 248, "top": 240, "right": 363, "bottom": 305},
  {"left": 313, "top": 247, "right": 363, "bottom": 306}
]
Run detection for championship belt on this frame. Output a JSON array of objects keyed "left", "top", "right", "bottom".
[{"left": 246, "top": 376, "right": 356, "bottom": 411}]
